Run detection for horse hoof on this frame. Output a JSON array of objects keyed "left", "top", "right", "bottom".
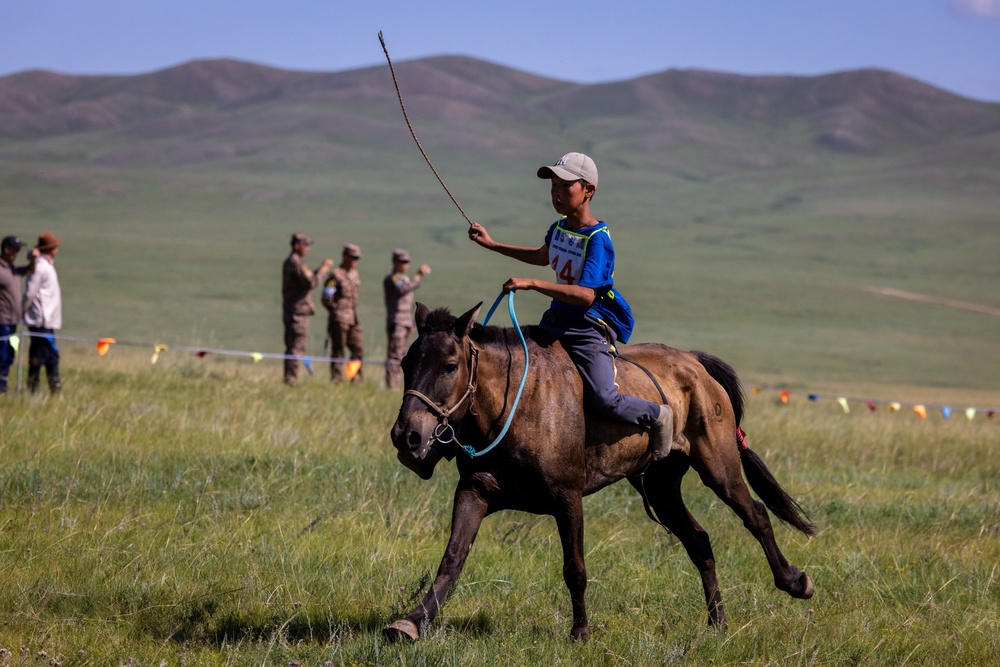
[
  {"left": 383, "top": 618, "right": 420, "bottom": 642},
  {"left": 570, "top": 626, "right": 591, "bottom": 642},
  {"left": 799, "top": 573, "right": 814, "bottom": 600}
]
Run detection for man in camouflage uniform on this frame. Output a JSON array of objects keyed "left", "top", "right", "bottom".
[
  {"left": 282, "top": 233, "right": 332, "bottom": 385},
  {"left": 322, "top": 243, "right": 364, "bottom": 383},
  {"left": 383, "top": 248, "right": 430, "bottom": 389}
]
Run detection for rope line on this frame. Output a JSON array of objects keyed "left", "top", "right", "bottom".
[{"left": 378, "top": 31, "right": 473, "bottom": 227}]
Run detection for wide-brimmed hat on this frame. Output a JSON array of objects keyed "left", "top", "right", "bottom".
[
  {"left": 537, "top": 152, "right": 599, "bottom": 186},
  {"left": 290, "top": 233, "right": 312, "bottom": 246},
  {"left": 36, "top": 232, "right": 61, "bottom": 252},
  {"left": 392, "top": 248, "right": 410, "bottom": 262},
  {"left": 343, "top": 243, "right": 361, "bottom": 259}
]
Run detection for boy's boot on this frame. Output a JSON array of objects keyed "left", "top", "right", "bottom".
[
  {"left": 27, "top": 365, "right": 40, "bottom": 394},
  {"left": 649, "top": 403, "right": 675, "bottom": 461}
]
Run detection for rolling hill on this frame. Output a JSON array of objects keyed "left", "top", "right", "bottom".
[{"left": 0, "top": 57, "right": 998, "bottom": 392}]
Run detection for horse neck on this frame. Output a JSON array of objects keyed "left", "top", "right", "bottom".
[{"left": 467, "top": 329, "right": 534, "bottom": 434}]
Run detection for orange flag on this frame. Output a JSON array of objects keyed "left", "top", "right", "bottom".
[
  {"left": 346, "top": 360, "right": 362, "bottom": 380},
  {"left": 96, "top": 338, "right": 116, "bottom": 356},
  {"left": 913, "top": 404, "right": 927, "bottom": 420},
  {"left": 779, "top": 390, "right": 790, "bottom": 404}
]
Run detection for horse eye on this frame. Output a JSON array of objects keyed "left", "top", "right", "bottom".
[{"left": 442, "top": 362, "right": 459, "bottom": 375}]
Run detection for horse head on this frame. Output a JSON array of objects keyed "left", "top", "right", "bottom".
[{"left": 390, "top": 302, "right": 482, "bottom": 479}]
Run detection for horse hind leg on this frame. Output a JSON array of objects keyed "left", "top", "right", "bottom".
[
  {"left": 689, "top": 426, "right": 814, "bottom": 601},
  {"left": 630, "top": 460, "right": 726, "bottom": 628}
]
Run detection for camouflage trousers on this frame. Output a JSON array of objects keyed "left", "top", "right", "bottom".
[
  {"left": 327, "top": 319, "right": 364, "bottom": 382},
  {"left": 283, "top": 314, "right": 310, "bottom": 385},
  {"left": 385, "top": 324, "right": 413, "bottom": 389}
]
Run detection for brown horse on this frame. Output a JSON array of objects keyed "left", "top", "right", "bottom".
[{"left": 386, "top": 302, "right": 816, "bottom": 642}]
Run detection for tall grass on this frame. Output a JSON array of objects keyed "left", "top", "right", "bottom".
[{"left": 1, "top": 351, "right": 998, "bottom": 665}]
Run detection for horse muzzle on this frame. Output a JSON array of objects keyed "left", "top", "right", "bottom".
[{"left": 390, "top": 413, "right": 442, "bottom": 480}]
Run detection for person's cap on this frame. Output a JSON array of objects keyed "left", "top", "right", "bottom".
[
  {"left": 343, "top": 243, "right": 361, "bottom": 259},
  {"left": 36, "top": 232, "right": 61, "bottom": 252},
  {"left": 1, "top": 235, "right": 24, "bottom": 250},
  {"left": 290, "top": 233, "right": 312, "bottom": 246},
  {"left": 392, "top": 248, "right": 411, "bottom": 262},
  {"left": 537, "top": 152, "right": 598, "bottom": 186}
]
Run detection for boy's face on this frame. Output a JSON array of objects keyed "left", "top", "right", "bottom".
[{"left": 549, "top": 177, "right": 594, "bottom": 216}]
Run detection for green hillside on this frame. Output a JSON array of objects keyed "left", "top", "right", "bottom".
[{"left": 1, "top": 57, "right": 998, "bottom": 391}]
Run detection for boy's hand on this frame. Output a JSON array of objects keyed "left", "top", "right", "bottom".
[
  {"left": 417, "top": 264, "right": 431, "bottom": 277},
  {"left": 502, "top": 277, "right": 533, "bottom": 293},
  {"left": 468, "top": 222, "right": 493, "bottom": 248}
]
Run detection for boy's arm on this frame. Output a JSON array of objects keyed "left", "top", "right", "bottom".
[
  {"left": 503, "top": 277, "right": 595, "bottom": 307},
  {"left": 468, "top": 222, "right": 548, "bottom": 267}
]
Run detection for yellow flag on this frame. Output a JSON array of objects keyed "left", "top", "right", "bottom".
[
  {"left": 837, "top": 397, "right": 850, "bottom": 413},
  {"left": 9, "top": 334, "right": 19, "bottom": 353},
  {"left": 965, "top": 407, "right": 976, "bottom": 421},
  {"left": 888, "top": 402, "right": 901, "bottom": 412},
  {"left": 151, "top": 344, "right": 168, "bottom": 365},
  {"left": 251, "top": 352, "right": 263, "bottom": 363}
]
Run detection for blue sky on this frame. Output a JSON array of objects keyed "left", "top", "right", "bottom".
[{"left": 2, "top": 0, "right": 999, "bottom": 101}]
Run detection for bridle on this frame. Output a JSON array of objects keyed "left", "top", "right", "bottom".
[
  {"left": 401, "top": 291, "right": 530, "bottom": 459},
  {"left": 402, "top": 341, "right": 479, "bottom": 450}
]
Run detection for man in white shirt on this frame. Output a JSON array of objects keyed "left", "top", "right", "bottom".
[{"left": 23, "top": 232, "right": 62, "bottom": 394}]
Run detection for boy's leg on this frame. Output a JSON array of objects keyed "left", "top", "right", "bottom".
[{"left": 557, "top": 317, "right": 674, "bottom": 459}]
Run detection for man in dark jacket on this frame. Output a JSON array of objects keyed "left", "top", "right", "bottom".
[{"left": 0, "top": 235, "right": 31, "bottom": 394}]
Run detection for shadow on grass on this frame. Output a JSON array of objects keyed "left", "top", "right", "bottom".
[{"left": 167, "top": 608, "right": 495, "bottom": 646}]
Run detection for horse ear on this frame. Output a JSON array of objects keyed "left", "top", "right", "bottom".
[
  {"left": 453, "top": 302, "right": 483, "bottom": 339},
  {"left": 415, "top": 302, "right": 431, "bottom": 335}
]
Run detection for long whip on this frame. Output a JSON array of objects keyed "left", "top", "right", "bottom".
[{"left": 378, "top": 31, "right": 473, "bottom": 227}]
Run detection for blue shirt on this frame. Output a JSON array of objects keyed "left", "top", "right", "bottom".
[{"left": 544, "top": 219, "right": 635, "bottom": 343}]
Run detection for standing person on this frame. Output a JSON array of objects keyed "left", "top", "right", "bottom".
[
  {"left": 322, "top": 243, "right": 364, "bottom": 383},
  {"left": 467, "top": 152, "right": 675, "bottom": 460},
  {"left": 383, "top": 248, "right": 430, "bottom": 389},
  {"left": 1, "top": 236, "right": 32, "bottom": 394},
  {"left": 22, "top": 232, "right": 62, "bottom": 395},
  {"left": 282, "top": 233, "right": 333, "bottom": 386}
]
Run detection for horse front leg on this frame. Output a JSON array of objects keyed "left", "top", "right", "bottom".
[
  {"left": 384, "top": 481, "right": 488, "bottom": 641},
  {"left": 555, "top": 493, "right": 590, "bottom": 641}
]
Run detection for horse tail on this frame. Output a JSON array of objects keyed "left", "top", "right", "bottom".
[
  {"left": 692, "top": 350, "right": 817, "bottom": 538},
  {"left": 738, "top": 447, "right": 817, "bottom": 536},
  {"left": 691, "top": 351, "right": 744, "bottom": 425}
]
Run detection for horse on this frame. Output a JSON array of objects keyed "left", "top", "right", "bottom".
[{"left": 386, "top": 301, "right": 816, "bottom": 642}]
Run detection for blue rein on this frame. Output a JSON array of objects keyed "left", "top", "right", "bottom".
[{"left": 461, "top": 291, "right": 530, "bottom": 458}]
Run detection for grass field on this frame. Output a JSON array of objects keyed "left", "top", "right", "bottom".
[{"left": 1, "top": 349, "right": 998, "bottom": 666}]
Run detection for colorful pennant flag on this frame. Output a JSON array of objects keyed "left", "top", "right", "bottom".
[
  {"left": 346, "top": 360, "right": 362, "bottom": 380},
  {"left": 96, "top": 337, "right": 116, "bottom": 356},
  {"left": 779, "top": 390, "right": 790, "bottom": 404},
  {"left": 941, "top": 406, "right": 952, "bottom": 419},
  {"left": 251, "top": 352, "right": 263, "bottom": 363},
  {"left": 913, "top": 405, "right": 927, "bottom": 420},
  {"left": 888, "top": 402, "right": 902, "bottom": 412},
  {"left": 8, "top": 334, "right": 18, "bottom": 353},
  {"left": 965, "top": 407, "right": 976, "bottom": 420},
  {"left": 837, "top": 397, "right": 850, "bottom": 413},
  {"left": 151, "top": 344, "right": 168, "bottom": 365}
]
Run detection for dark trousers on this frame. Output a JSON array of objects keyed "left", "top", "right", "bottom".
[
  {"left": 27, "top": 326, "right": 60, "bottom": 394},
  {"left": 538, "top": 310, "right": 659, "bottom": 427},
  {"left": 0, "top": 324, "right": 16, "bottom": 393}
]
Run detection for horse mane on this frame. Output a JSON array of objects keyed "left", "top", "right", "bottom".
[{"left": 422, "top": 306, "right": 524, "bottom": 346}]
